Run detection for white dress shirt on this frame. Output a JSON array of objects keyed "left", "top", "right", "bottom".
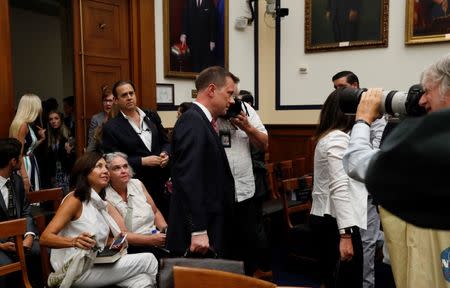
[
  {"left": 311, "top": 130, "right": 367, "bottom": 230},
  {"left": 121, "top": 108, "right": 152, "bottom": 152},
  {"left": 0, "top": 176, "right": 10, "bottom": 207},
  {"left": 343, "top": 123, "right": 380, "bottom": 183},
  {"left": 217, "top": 103, "right": 267, "bottom": 202}
]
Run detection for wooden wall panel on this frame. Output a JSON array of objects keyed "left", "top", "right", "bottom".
[
  {"left": 0, "top": 1, "right": 14, "bottom": 137},
  {"left": 266, "top": 124, "right": 317, "bottom": 174}
]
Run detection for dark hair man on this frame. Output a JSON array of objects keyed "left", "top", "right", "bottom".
[
  {"left": 167, "top": 66, "right": 238, "bottom": 258},
  {"left": 0, "top": 138, "right": 41, "bottom": 287},
  {"left": 102, "top": 80, "right": 171, "bottom": 217}
]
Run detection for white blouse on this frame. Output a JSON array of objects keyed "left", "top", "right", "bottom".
[
  {"left": 311, "top": 129, "right": 367, "bottom": 230},
  {"left": 106, "top": 179, "right": 156, "bottom": 235},
  {"left": 50, "top": 191, "right": 110, "bottom": 271}
]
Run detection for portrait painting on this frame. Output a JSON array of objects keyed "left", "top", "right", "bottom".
[
  {"left": 305, "top": 0, "right": 388, "bottom": 53},
  {"left": 163, "top": 0, "right": 228, "bottom": 78},
  {"left": 405, "top": 0, "right": 450, "bottom": 44}
]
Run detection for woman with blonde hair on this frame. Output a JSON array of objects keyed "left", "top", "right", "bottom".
[{"left": 9, "top": 93, "right": 46, "bottom": 192}]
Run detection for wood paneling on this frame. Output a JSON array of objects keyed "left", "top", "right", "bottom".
[
  {"left": 0, "top": 1, "right": 14, "bottom": 137},
  {"left": 131, "top": 0, "right": 157, "bottom": 110},
  {"left": 266, "top": 124, "right": 316, "bottom": 174},
  {"left": 82, "top": 0, "right": 129, "bottom": 59},
  {"left": 74, "top": 0, "right": 131, "bottom": 152}
]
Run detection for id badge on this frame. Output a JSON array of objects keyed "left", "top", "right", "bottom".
[{"left": 219, "top": 130, "right": 231, "bottom": 148}]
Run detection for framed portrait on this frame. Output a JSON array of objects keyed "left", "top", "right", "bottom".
[
  {"left": 156, "top": 83, "right": 175, "bottom": 110},
  {"left": 305, "top": 0, "right": 389, "bottom": 53},
  {"left": 163, "top": 0, "right": 229, "bottom": 79},
  {"left": 405, "top": 0, "right": 450, "bottom": 44}
]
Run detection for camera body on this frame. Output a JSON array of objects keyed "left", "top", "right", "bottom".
[
  {"left": 224, "top": 97, "right": 243, "bottom": 119},
  {"left": 337, "top": 84, "right": 426, "bottom": 117}
]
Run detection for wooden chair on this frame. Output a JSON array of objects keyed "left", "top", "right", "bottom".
[
  {"left": 280, "top": 176, "right": 317, "bottom": 265},
  {"left": 292, "top": 157, "right": 306, "bottom": 178},
  {"left": 27, "top": 187, "right": 63, "bottom": 286},
  {"left": 173, "top": 266, "right": 276, "bottom": 288},
  {"left": 0, "top": 218, "right": 32, "bottom": 288},
  {"left": 266, "top": 163, "right": 279, "bottom": 199}
]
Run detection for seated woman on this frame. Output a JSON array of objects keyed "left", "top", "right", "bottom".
[
  {"left": 104, "top": 152, "right": 168, "bottom": 256},
  {"left": 40, "top": 152, "right": 158, "bottom": 287}
]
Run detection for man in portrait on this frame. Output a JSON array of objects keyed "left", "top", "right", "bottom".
[
  {"left": 180, "top": 0, "right": 218, "bottom": 73},
  {"left": 325, "top": 0, "right": 361, "bottom": 42}
]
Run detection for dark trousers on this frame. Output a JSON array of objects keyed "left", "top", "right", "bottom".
[
  {"left": 310, "top": 214, "right": 363, "bottom": 288},
  {"left": 231, "top": 197, "right": 258, "bottom": 275}
]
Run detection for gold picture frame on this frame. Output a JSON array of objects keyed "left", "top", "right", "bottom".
[
  {"left": 163, "top": 0, "right": 229, "bottom": 79},
  {"left": 405, "top": 0, "right": 450, "bottom": 45},
  {"left": 305, "top": 0, "right": 389, "bottom": 53}
]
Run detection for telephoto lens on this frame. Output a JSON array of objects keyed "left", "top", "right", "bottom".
[{"left": 337, "top": 85, "right": 426, "bottom": 117}]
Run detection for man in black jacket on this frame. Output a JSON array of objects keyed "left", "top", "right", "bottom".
[
  {"left": 0, "top": 138, "right": 40, "bottom": 287},
  {"left": 102, "top": 80, "right": 171, "bottom": 216}
]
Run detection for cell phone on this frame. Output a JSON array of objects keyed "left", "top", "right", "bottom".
[{"left": 110, "top": 233, "right": 127, "bottom": 250}]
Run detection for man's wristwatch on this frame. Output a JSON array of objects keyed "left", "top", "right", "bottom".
[{"left": 339, "top": 227, "right": 353, "bottom": 235}]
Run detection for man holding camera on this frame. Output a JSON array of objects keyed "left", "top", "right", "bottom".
[
  {"left": 332, "top": 70, "right": 386, "bottom": 288},
  {"left": 216, "top": 90, "right": 268, "bottom": 275},
  {"left": 343, "top": 53, "right": 450, "bottom": 287}
]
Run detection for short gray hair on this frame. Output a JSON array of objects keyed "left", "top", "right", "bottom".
[
  {"left": 104, "top": 152, "right": 135, "bottom": 177},
  {"left": 421, "top": 53, "right": 450, "bottom": 99}
]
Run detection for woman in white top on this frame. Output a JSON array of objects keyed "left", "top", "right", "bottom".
[
  {"left": 104, "top": 152, "right": 168, "bottom": 257},
  {"left": 40, "top": 152, "right": 158, "bottom": 287},
  {"left": 310, "top": 90, "right": 363, "bottom": 288}
]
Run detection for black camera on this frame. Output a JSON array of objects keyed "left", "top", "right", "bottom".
[
  {"left": 224, "top": 97, "right": 243, "bottom": 119},
  {"left": 337, "top": 84, "right": 426, "bottom": 117}
]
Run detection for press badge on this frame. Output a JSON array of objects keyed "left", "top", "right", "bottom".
[{"left": 219, "top": 130, "right": 231, "bottom": 148}]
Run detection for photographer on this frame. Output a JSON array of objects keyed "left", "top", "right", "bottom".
[
  {"left": 343, "top": 53, "right": 450, "bottom": 288},
  {"left": 216, "top": 90, "right": 269, "bottom": 276}
]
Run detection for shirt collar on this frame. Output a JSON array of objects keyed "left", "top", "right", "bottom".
[
  {"left": 193, "top": 101, "right": 213, "bottom": 122},
  {"left": 0, "top": 176, "right": 9, "bottom": 190},
  {"left": 120, "top": 107, "right": 146, "bottom": 120}
]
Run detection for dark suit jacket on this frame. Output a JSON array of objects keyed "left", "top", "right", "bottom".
[
  {"left": 102, "top": 109, "right": 170, "bottom": 196},
  {"left": 0, "top": 172, "right": 37, "bottom": 238},
  {"left": 167, "top": 104, "right": 235, "bottom": 257},
  {"left": 366, "top": 108, "right": 450, "bottom": 230}
]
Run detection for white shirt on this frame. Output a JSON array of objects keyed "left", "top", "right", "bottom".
[
  {"left": 193, "top": 101, "right": 213, "bottom": 122},
  {"left": 217, "top": 103, "right": 267, "bottom": 202},
  {"left": 121, "top": 108, "right": 152, "bottom": 152},
  {"left": 0, "top": 176, "right": 9, "bottom": 207},
  {"left": 343, "top": 123, "right": 380, "bottom": 182},
  {"left": 105, "top": 179, "right": 156, "bottom": 235},
  {"left": 311, "top": 130, "right": 367, "bottom": 230}
]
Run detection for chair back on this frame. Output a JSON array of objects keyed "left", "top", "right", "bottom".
[
  {"left": 266, "top": 163, "right": 280, "bottom": 199},
  {"left": 0, "top": 218, "right": 32, "bottom": 288},
  {"left": 280, "top": 176, "right": 313, "bottom": 229},
  {"left": 292, "top": 157, "right": 306, "bottom": 178},
  {"left": 173, "top": 266, "right": 276, "bottom": 288},
  {"left": 159, "top": 257, "right": 244, "bottom": 288},
  {"left": 27, "top": 187, "right": 63, "bottom": 211},
  {"left": 27, "top": 187, "right": 63, "bottom": 285}
]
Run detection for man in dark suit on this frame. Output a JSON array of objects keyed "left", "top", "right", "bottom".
[
  {"left": 180, "top": 0, "right": 217, "bottom": 72},
  {"left": 167, "top": 66, "right": 238, "bottom": 258},
  {"left": 102, "top": 80, "right": 171, "bottom": 216},
  {"left": 0, "top": 138, "right": 40, "bottom": 287}
]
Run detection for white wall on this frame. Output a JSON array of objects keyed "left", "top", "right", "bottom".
[
  {"left": 156, "top": 1, "right": 449, "bottom": 127},
  {"left": 10, "top": 7, "right": 65, "bottom": 105},
  {"left": 155, "top": 0, "right": 255, "bottom": 127},
  {"left": 279, "top": 0, "right": 450, "bottom": 107}
]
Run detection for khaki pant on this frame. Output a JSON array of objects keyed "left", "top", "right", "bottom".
[{"left": 379, "top": 207, "right": 450, "bottom": 288}]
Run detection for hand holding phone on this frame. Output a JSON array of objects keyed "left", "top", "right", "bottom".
[{"left": 110, "top": 233, "right": 127, "bottom": 250}]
